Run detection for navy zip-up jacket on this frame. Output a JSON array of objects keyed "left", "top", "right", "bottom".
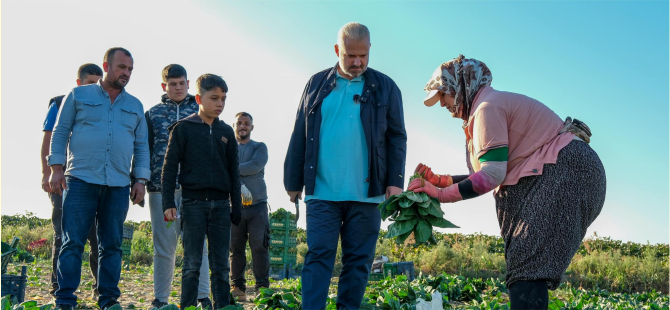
[
  {"left": 162, "top": 114, "right": 242, "bottom": 219},
  {"left": 284, "top": 64, "right": 407, "bottom": 197}
]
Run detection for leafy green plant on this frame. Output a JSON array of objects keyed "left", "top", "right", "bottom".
[
  {"left": 378, "top": 174, "right": 459, "bottom": 245},
  {"left": 270, "top": 208, "right": 297, "bottom": 221}
]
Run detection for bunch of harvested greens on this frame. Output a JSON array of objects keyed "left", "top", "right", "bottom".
[{"left": 378, "top": 174, "right": 459, "bottom": 245}]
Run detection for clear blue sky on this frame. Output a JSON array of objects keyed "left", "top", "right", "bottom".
[{"left": 1, "top": 1, "right": 668, "bottom": 244}]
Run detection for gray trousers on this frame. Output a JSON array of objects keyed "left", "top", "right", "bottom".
[
  {"left": 229, "top": 202, "right": 270, "bottom": 291},
  {"left": 148, "top": 192, "right": 210, "bottom": 301}
]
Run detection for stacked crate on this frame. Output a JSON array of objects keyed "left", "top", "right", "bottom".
[
  {"left": 268, "top": 208, "right": 298, "bottom": 280},
  {"left": 1, "top": 237, "right": 26, "bottom": 303},
  {"left": 383, "top": 261, "right": 415, "bottom": 281},
  {"left": 121, "top": 223, "right": 134, "bottom": 257},
  {"left": 368, "top": 261, "right": 416, "bottom": 283}
]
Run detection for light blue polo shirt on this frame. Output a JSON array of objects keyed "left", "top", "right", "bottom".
[{"left": 305, "top": 72, "right": 385, "bottom": 204}]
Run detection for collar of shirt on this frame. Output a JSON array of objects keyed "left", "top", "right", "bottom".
[{"left": 96, "top": 79, "right": 126, "bottom": 99}]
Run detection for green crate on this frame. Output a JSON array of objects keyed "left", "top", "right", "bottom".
[
  {"left": 270, "top": 251, "right": 297, "bottom": 265},
  {"left": 121, "top": 239, "right": 132, "bottom": 256},
  {"left": 270, "top": 217, "right": 298, "bottom": 231},
  {"left": 269, "top": 235, "right": 297, "bottom": 248},
  {"left": 382, "top": 263, "right": 397, "bottom": 279},
  {"left": 368, "top": 273, "right": 385, "bottom": 282},
  {"left": 1, "top": 238, "right": 19, "bottom": 274},
  {"left": 382, "top": 262, "right": 415, "bottom": 280},
  {"left": 270, "top": 219, "right": 297, "bottom": 231}
]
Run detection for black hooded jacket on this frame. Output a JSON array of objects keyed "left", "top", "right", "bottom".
[{"left": 161, "top": 113, "right": 242, "bottom": 217}]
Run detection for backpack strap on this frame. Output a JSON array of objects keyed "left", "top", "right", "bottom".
[{"left": 49, "top": 95, "right": 65, "bottom": 110}]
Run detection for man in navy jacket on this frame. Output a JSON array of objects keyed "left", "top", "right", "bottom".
[{"left": 284, "top": 22, "right": 407, "bottom": 310}]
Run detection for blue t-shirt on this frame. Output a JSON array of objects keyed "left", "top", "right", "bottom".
[
  {"left": 305, "top": 72, "right": 385, "bottom": 204},
  {"left": 43, "top": 100, "right": 58, "bottom": 131}
]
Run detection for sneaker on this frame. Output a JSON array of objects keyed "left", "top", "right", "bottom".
[
  {"left": 49, "top": 287, "right": 58, "bottom": 298},
  {"left": 54, "top": 305, "right": 73, "bottom": 310},
  {"left": 198, "top": 297, "right": 213, "bottom": 310},
  {"left": 230, "top": 287, "right": 246, "bottom": 302},
  {"left": 101, "top": 300, "right": 122, "bottom": 310},
  {"left": 151, "top": 299, "right": 168, "bottom": 309}
]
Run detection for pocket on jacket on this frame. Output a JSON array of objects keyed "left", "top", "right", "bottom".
[
  {"left": 216, "top": 134, "right": 228, "bottom": 156},
  {"left": 120, "top": 107, "right": 139, "bottom": 130},
  {"left": 374, "top": 98, "right": 389, "bottom": 123},
  {"left": 82, "top": 100, "right": 103, "bottom": 124},
  {"left": 377, "top": 147, "right": 387, "bottom": 184}
]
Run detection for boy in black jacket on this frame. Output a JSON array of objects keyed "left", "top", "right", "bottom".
[{"left": 162, "top": 74, "right": 242, "bottom": 309}]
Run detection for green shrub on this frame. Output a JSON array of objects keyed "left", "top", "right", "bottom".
[
  {"left": 567, "top": 249, "right": 669, "bottom": 293},
  {"left": 130, "top": 229, "right": 154, "bottom": 265},
  {"left": 2, "top": 224, "right": 53, "bottom": 260},
  {"left": 296, "top": 243, "right": 308, "bottom": 265}
]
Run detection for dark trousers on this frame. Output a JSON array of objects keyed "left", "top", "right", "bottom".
[
  {"left": 50, "top": 192, "right": 99, "bottom": 296},
  {"left": 230, "top": 202, "right": 270, "bottom": 291},
  {"left": 509, "top": 280, "right": 549, "bottom": 310},
  {"left": 180, "top": 199, "right": 232, "bottom": 310},
  {"left": 55, "top": 177, "right": 129, "bottom": 309},
  {"left": 301, "top": 200, "right": 381, "bottom": 310}
]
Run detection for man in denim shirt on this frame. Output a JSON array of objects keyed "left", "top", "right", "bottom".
[{"left": 48, "top": 47, "right": 150, "bottom": 310}]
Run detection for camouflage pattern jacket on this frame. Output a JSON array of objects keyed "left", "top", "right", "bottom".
[{"left": 145, "top": 94, "right": 199, "bottom": 192}]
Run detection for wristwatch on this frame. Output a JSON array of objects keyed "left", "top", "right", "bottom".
[{"left": 136, "top": 179, "right": 147, "bottom": 186}]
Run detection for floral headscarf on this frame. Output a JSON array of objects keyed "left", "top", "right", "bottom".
[{"left": 424, "top": 55, "right": 493, "bottom": 125}]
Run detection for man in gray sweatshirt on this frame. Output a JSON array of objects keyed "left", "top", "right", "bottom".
[{"left": 230, "top": 112, "right": 269, "bottom": 301}]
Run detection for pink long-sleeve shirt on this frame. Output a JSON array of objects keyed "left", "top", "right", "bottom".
[{"left": 464, "top": 86, "right": 575, "bottom": 189}]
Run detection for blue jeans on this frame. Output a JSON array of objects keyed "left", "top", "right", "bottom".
[
  {"left": 56, "top": 176, "right": 130, "bottom": 308},
  {"left": 180, "top": 199, "right": 231, "bottom": 310},
  {"left": 301, "top": 200, "right": 381, "bottom": 310}
]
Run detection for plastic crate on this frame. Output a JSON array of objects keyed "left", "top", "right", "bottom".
[
  {"left": 270, "top": 216, "right": 298, "bottom": 230},
  {"left": 269, "top": 246, "right": 283, "bottom": 253},
  {"left": 270, "top": 251, "right": 297, "bottom": 265},
  {"left": 368, "top": 273, "right": 385, "bottom": 282},
  {"left": 286, "top": 266, "right": 300, "bottom": 279},
  {"left": 1, "top": 238, "right": 20, "bottom": 274},
  {"left": 269, "top": 235, "right": 297, "bottom": 248},
  {"left": 270, "top": 219, "right": 297, "bottom": 231},
  {"left": 382, "top": 263, "right": 396, "bottom": 279},
  {"left": 269, "top": 265, "right": 287, "bottom": 280},
  {"left": 1, "top": 266, "right": 26, "bottom": 303},
  {"left": 122, "top": 223, "right": 134, "bottom": 239},
  {"left": 396, "top": 261, "right": 415, "bottom": 280},
  {"left": 383, "top": 262, "right": 415, "bottom": 281},
  {"left": 121, "top": 239, "right": 132, "bottom": 256}
]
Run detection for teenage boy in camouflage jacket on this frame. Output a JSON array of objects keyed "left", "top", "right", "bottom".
[{"left": 145, "top": 64, "right": 211, "bottom": 309}]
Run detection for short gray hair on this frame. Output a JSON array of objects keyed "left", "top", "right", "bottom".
[{"left": 337, "top": 22, "right": 370, "bottom": 46}]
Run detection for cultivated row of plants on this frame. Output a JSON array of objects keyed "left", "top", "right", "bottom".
[
  {"left": 248, "top": 273, "right": 669, "bottom": 309},
  {"left": 2, "top": 213, "right": 668, "bottom": 294}
]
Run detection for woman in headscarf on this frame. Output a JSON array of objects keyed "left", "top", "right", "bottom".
[{"left": 409, "top": 55, "right": 606, "bottom": 310}]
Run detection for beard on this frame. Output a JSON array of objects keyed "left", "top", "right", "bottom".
[
  {"left": 236, "top": 131, "right": 250, "bottom": 141},
  {"left": 112, "top": 77, "right": 128, "bottom": 89},
  {"left": 343, "top": 65, "right": 366, "bottom": 78}
]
